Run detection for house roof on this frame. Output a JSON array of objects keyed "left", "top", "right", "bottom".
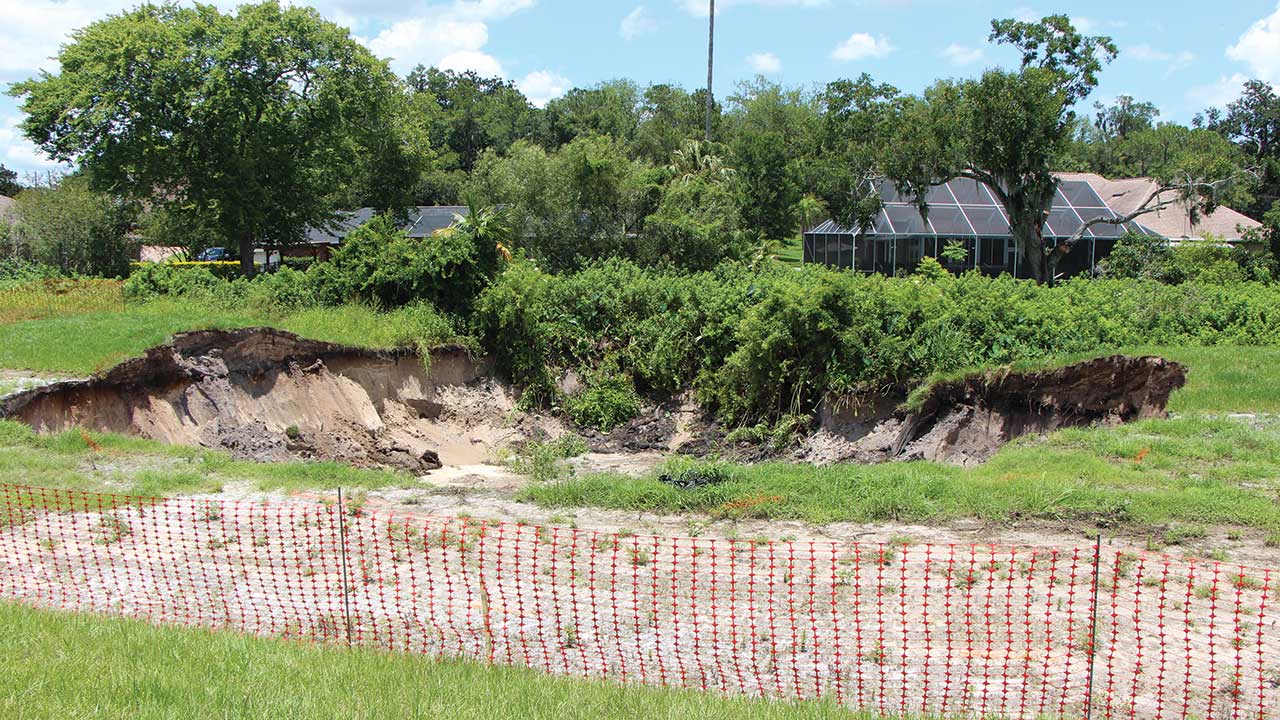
[
  {"left": 304, "top": 206, "right": 469, "bottom": 245},
  {"left": 1058, "top": 172, "right": 1261, "bottom": 242},
  {"left": 805, "top": 177, "right": 1159, "bottom": 241}
]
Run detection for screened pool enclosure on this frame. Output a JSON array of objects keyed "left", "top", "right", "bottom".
[{"left": 803, "top": 177, "right": 1160, "bottom": 278}]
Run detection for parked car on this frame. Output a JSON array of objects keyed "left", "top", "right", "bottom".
[
  {"left": 193, "top": 246, "right": 280, "bottom": 270},
  {"left": 195, "top": 247, "right": 230, "bottom": 261}
]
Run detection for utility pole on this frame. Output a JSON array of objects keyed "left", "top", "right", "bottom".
[{"left": 705, "top": 0, "right": 715, "bottom": 142}]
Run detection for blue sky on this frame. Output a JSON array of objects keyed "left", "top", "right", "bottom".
[{"left": 2, "top": 0, "right": 1279, "bottom": 177}]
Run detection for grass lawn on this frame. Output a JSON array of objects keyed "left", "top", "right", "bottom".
[
  {"left": 0, "top": 298, "right": 464, "bottom": 376},
  {"left": 774, "top": 235, "right": 804, "bottom": 266},
  {"left": 0, "top": 602, "right": 853, "bottom": 720}
]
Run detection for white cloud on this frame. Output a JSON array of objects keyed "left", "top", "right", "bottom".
[
  {"left": 0, "top": 115, "right": 65, "bottom": 172},
  {"left": 941, "top": 43, "right": 984, "bottom": 66},
  {"left": 437, "top": 50, "right": 505, "bottom": 77},
  {"left": 517, "top": 70, "right": 569, "bottom": 107},
  {"left": 830, "top": 33, "right": 894, "bottom": 62},
  {"left": 1010, "top": 7, "right": 1039, "bottom": 23},
  {"left": 447, "top": 0, "right": 537, "bottom": 21},
  {"left": 677, "top": 0, "right": 827, "bottom": 17},
  {"left": 1226, "top": 2, "right": 1280, "bottom": 85},
  {"left": 367, "top": 19, "right": 491, "bottom": 73},
  {"left": 746, "top": 52, "right": 781, "bottom": 73},
  {"left": 620, "top": 6, "right": 657, "bottom": 40},
  {"left": 1128, "top": 44, "right": 1195, "bottom": 76},
  {"left": 1187, "top": 73, "right": 1250, "bottom": 110},
  {"left": 0, "top": 0, "right": 153, "bottom": 77}
]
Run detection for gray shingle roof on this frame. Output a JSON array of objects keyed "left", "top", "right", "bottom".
[{"left": 305, "top": 206, "right": 469, "bottom": 245}]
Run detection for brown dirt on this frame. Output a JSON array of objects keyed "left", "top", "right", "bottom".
[
  {"left": 2, "top": 331, "right": 1184, "bottom": 476},
  {"left": 802, "top": 356, "right": 1185, "bottom": 466},
  {"left": 1, "top": 328, "right": 568, "bottom": 474}
]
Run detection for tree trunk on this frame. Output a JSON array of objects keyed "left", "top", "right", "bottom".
[
  {"left": 238, "top": 232, "right": 255, "bottom": 278},
  {"left": 705, "top": 0, "right": 714, "bottom": 143},
  {"left": 1010, "top": 211, "right": 1047, "bottom": 283}
]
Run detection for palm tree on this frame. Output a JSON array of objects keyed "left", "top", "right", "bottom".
[
  {"left": 668, "top": 140, "right": 734, "bottom": 184},
  {"left": 437, "top": 200, "right": 515, "bottom": 262}
]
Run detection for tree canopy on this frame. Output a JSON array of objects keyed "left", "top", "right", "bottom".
[
  {"left": 10, "top": 1, "right": 421, "bottom": 274},
  {"left": 5, "top": 3, "right": 1272, "bottom": 281}
]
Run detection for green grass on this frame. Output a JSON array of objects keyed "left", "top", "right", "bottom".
[
  {"left": 0, "top": 421, "right": 418, "bottom": 497},
  {"left": 0, "top": 298, "right": 466, "bottom": 376},
  {"left": 523, "top": 414, "right": 1280, "bottom": 535},
  {"left": 0, "top": 279, "right": 124, "bottom": 325},
  {"left": 906, "top": 345, "right": 1280, "bottom": 415},
  {"left": 774, "top": 235, "right": 804, "bottom": 266},
  {"left": 0, "top": 602, "right": 855, "bottom": 720}
]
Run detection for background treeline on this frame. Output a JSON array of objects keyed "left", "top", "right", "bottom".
[{"left": 5, "top": 66, "right": 1280, "bottom": 277}]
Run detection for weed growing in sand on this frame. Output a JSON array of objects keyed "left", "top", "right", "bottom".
[
  {"left": 92, "top": 514, "right": 132, "bottom": 545},
  {"left": 502, "top": 435, "right": 588, "bottom": 483}
]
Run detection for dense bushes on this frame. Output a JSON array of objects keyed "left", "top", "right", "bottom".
[
  {"left": 1100, "top": 233, "right": 1275, "bottom": 284},
  {"left": 121, "top": 216, "right": 1280, "bottom": 428},
  {"left": 472, "top": 259, "right": 1280, "bottom": 423},
  {"left": 4, "top": 179, "right": 139, "bottom": 278},
  {"left": 315, "top": 214, "right": 501, "bottom": 313}
]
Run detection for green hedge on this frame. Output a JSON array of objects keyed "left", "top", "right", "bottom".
[
  {"left": 129, "top": 260, "right": 241, "bottom": 280},
  {"left": 121, "top": 247, "right": 1280, "bottom": 426},
  {"left": 473, "top": 260, "right": 1280, "bottom": 423}
]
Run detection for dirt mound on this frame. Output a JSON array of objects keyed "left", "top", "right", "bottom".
[
  {"left": 1, "top": 328, "right": 561, "bottom": 473},
  {"left": 802, "top": 355, "right": 1186, "bottom": 466}
]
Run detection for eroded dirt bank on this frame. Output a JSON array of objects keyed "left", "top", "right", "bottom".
[
  {"left": 802, "top": 355, "right": 1186, "bottom": 466},
  {"left": 0, "top": 328, "right": 563, "bottom": 473},
  {"left": 2, "top": 329, "right": 1185, "bottom": 472}
]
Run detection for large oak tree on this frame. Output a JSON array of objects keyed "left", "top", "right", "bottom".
[{"left": 10, "top": 1, "right": 420, "bottom": 274}]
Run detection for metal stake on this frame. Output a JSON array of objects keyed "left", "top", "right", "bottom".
[{"left": 336, "top": 486, "right": 355, "bottom": 647}]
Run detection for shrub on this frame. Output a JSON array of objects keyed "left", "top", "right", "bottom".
[
  {"left": 0, "top": 259, "right": 62, "bottom": 289},
  {"left": 473, "top": 258, "right": 1280, "bottom": 425},
  {"left": 123, "top": 262, "right": 223, "bottom": 302},
  {"left": 159, "top": 261, "right": 241, "bottom": 280},
  {"left": 322, "top": 213, "right": 501, "bottom": 314},
  {"left": 1102, "top": 233, "right": 1274, "bottom": 284},
  {"left": 563, "top": 369, "right": 642, "bottom": 431}
]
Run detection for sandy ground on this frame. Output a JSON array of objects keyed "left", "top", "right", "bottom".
[
  {"left": 1, "top": 483, "right": 1276, "bottom": 720},
  {"left": 0, "top": 370, "right": 71, "bottom": 398}
]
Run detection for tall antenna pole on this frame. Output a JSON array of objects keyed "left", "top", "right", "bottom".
[{"left": 705, "top": 0, "right": 715, "bottom": 142}]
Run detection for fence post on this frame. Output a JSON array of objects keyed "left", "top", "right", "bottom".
[
  {"left": 336, "top": 486, "right": 355, "bottom": 647},
  {"left": 1084, "top": 533, "right": 1103, "bottom": 720}
]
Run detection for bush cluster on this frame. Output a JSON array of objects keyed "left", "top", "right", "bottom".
[
  {"left": 1100, "top": 233, "right": 1275, "bottom": 284},
  {"left": 473, "top": 259, "right": 1280, "bottom": 424},
  {"left": 121, "top": 220, "right": 1280, "bottom": 429}
]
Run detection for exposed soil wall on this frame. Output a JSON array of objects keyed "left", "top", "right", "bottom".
[
  {"left": 1, "top": 328, "right": 558, "bottom": 473},
  {"left": 2, "top": 329, "right": 1186, "bottom": 471},
  {"left": 803, "top": 355, "right": 1186, "bottom": 466}
]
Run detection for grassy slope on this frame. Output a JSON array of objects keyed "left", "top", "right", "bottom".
[
  {"left": 0, "top": 299, "right": 458, "bottom": 376},
  {"left": 0, "top": 603, "right": 853, "bottom": 720}
]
